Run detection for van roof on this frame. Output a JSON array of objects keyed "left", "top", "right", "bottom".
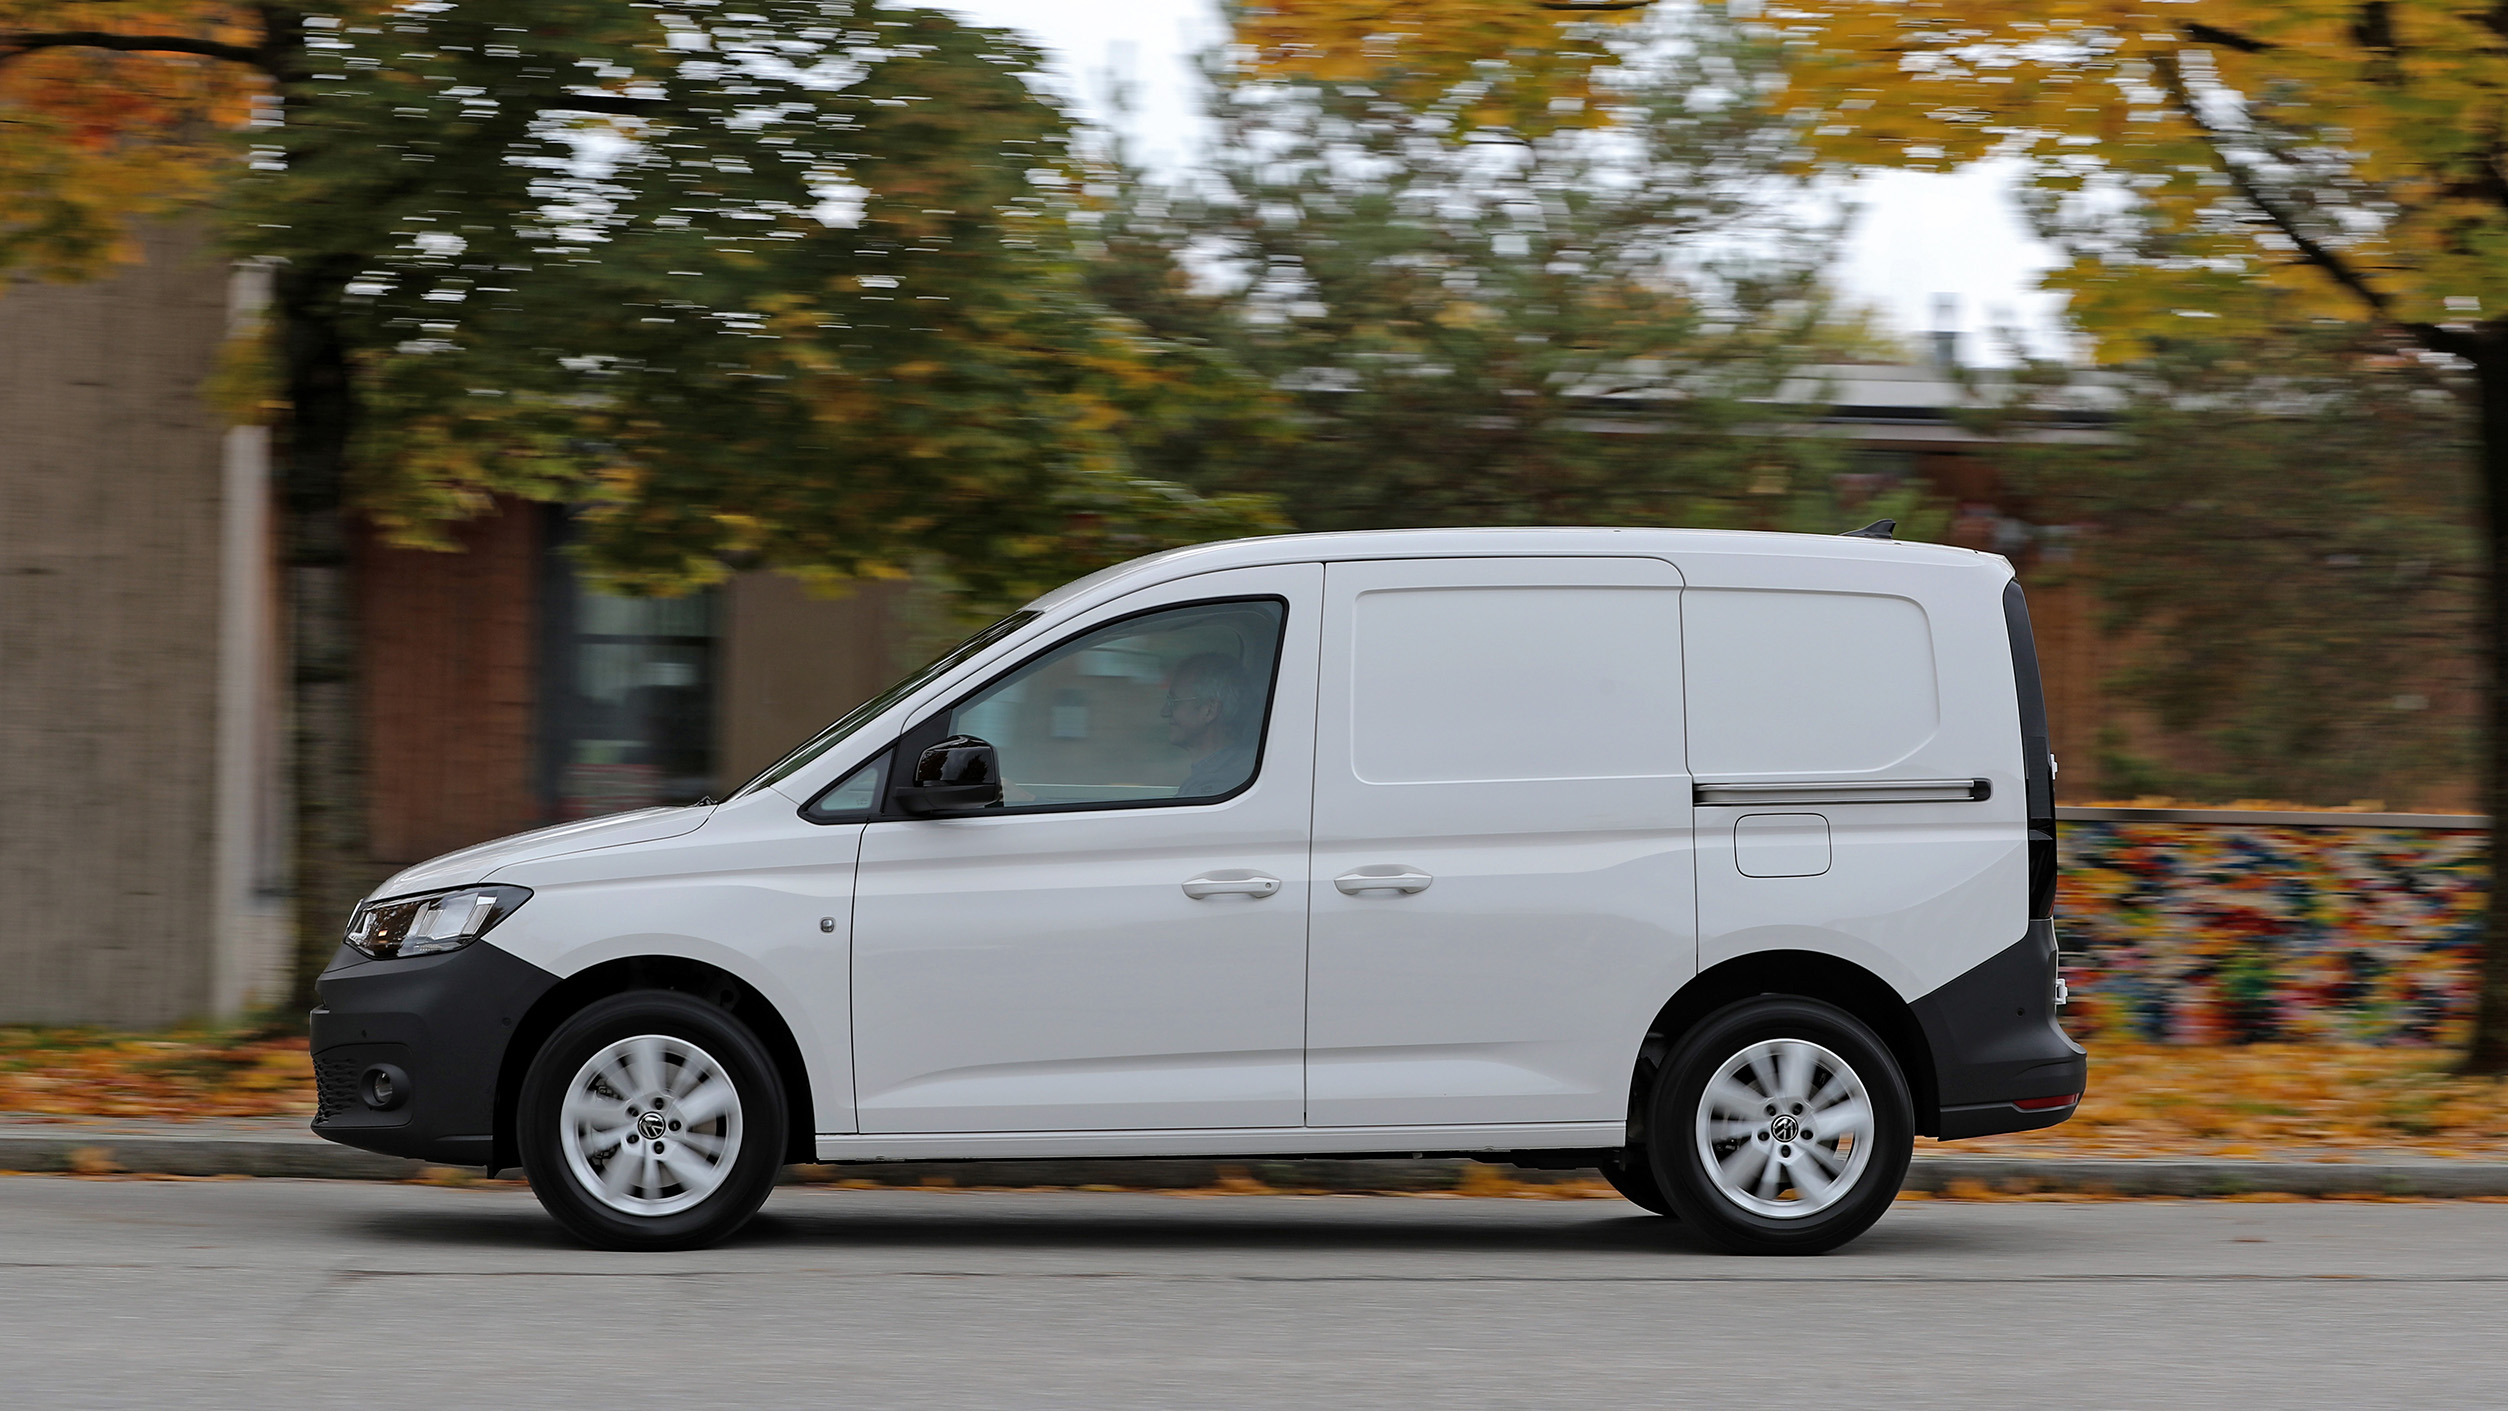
[{"left": 1027, "top": 526, "right": 2003, "bottom": 613}]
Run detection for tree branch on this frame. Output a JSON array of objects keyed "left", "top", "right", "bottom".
[
  {"left": 0, "top": 30, "right": 268, "bottom": 70},
  {"left": 2150, "top": 52, "right": 2396, "bottom": 322},
  {"left": 2181, "top": 21, "right": 2274, "bottom": 54},
  {"left": 2405, "top": 321, "right": 2490, "bottom": 362}
]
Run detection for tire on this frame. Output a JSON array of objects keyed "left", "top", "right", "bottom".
[
  {"left": 518, "top": 989, "right": 788, "bottom": 1251},
  {"left": 1647, "top": 996, "right": 1913, "bottom": 1256},
  {"left": 1599, "top": 1151, "right": 1676, "bottom": 1217}
]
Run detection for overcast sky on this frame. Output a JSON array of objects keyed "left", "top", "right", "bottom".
[{"left": 928, "top": 0, "right": 2071, "bottom": 365}]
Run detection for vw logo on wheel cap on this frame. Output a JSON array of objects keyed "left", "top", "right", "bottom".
[
  {"left": 636, "top": 1110, "right": 668, "bottom": 1141},
  {"left": 1769, "top": 1113, "right": 1800, "bottom": 1142}
]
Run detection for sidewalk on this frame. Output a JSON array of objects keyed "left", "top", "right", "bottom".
[{"left": 5, "top": 1113, "right": 2505, "bottom": 1197}]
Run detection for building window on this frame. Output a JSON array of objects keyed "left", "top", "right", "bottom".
[{"left": 539, "top": 536, "right": 719, "bottom": 819}]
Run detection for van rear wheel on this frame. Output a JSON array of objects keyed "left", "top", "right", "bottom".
[
  {"left": 1647, "top": 997, "right": 1913, "bottom": 1255},
  {"left": 518, "top": 990, "right": 787, "bottom": 1251}
]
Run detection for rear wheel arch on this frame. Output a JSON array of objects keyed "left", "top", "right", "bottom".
[
  {"left": 1642, "top": 951, "right": 1940, "bottom": 1139},
  {"left": 494, "top": 955, "right": 818, "bottom": 1173}
]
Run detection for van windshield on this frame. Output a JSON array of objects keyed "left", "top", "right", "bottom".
[{"left": 730, "top": 610, "right": 1039, "bottom": 800}]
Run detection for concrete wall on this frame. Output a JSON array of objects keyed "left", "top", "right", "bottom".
[{"left": 0, "top": 225, "right": 286, "bottom": 1026}]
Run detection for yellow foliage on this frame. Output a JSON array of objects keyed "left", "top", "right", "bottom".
[
  {"left": 1230, "top": 3, "right": 2508, "bottom": 345},
  {"left": 0, "top": 1025, "right": 318, "bottom": 1118},
  {"left": 1233, "top": 0, "right": 1640, "bottom": 131},
  {"left": 0, "top": 1, "right": 267, "bottom": 281},
  {"left": 1740, "top": 0, "right": 2508, "bottom": 345}
]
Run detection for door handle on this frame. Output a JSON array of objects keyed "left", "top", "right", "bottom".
[
  {"left": 1334, "top": 866, "right": 1433, "bottom": 896},
  {"left": 1182, "top": 871, "right": 1282, "bottom": 900}
]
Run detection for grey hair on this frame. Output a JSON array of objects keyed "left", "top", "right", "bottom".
[{"left": 1170, "top": 652, "right": 1254, "bottom": 742}]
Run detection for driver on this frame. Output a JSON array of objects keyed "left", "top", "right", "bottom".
[{"left": 1162, "top": 653, "right": 1258, "bottom": 798}]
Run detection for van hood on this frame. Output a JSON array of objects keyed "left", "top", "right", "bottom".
[{"left": 368, "top": 807, "right": 713, "bottom": 900}]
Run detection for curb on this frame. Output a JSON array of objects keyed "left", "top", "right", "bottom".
[
  {"left": 3, "top": 1126, "right": 2505, "bottom": 1197},
  {"left": 0, "top": 1128, "right": 428, "bottom": 1181}
]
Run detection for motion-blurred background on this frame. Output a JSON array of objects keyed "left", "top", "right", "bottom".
[{"left": 2, "top": 2, "right": 2502, "bottom": 1119}]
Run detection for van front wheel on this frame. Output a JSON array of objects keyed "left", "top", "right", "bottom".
[
  {"left": 1647, "top": 997, "right": 1913, "bottom": 1255},
  {"left": 518, "top": 990, "right": 788, "bottom": 1251}
]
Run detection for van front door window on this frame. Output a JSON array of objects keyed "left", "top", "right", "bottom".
[{"left": 946, "top": 599, "right": 1286, "bottom": 809}]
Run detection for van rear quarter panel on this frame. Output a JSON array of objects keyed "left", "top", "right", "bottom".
[{"left": 1672, "top": 546, "right": 2027, "bottom": 1001}]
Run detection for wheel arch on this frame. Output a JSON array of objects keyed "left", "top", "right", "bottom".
[
  {"left": 493, "top": 955, "right": 819, "bottom": 1173},
  {"left": 1644, "top": 951, "right": 1941, "bottom": 1138}
]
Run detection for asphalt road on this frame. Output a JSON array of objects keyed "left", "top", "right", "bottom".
[{"left": 4, "top": 1176, "right": 2504, "bottom": 1409}]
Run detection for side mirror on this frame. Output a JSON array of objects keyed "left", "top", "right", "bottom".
[{"left": 895, "top": 734, "right": 1003, "bottom": 816}]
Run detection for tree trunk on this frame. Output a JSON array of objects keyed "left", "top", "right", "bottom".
[
  {"left": 2465, "top": 331, "right": 2508, "bottom": 1074},
  {"left": 277, "top": 259, "right": 381, "bottom": 1011}
]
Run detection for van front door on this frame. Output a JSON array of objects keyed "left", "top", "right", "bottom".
[
  {"left": 1306, "top": 556, "right": 1696, "bottom": 1129},
  {"left": 849, "top": 565, "right": 1320, "bottom": 1134}
]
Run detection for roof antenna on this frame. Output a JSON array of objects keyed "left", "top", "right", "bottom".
[{"left": 1842, "top": 519, "right": 1897, "bottom": 540}]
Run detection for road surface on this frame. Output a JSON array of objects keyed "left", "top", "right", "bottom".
[{"left": 3, "top": 1176, "right": 2502, "bottom": 1408}]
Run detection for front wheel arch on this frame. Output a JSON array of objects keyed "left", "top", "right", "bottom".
[{"left": 494, "top": 955, "right": 818, "bottom": 1174}]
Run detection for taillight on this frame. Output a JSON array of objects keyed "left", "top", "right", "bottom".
[{"left": 2013, "top": 1093, "right": 2079, "bottom": 1112}]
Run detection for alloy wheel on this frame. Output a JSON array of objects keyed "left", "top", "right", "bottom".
[
  {"left": 558, "top": 1033, "right": 745, "bottom": 1217},
  {"left": 1693, "top": 1037, "right": 1876, "bottom": 1219}
]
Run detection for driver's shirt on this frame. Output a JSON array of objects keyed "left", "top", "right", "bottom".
[{"left": 1176, "top": 742, "right": 1257, "bottom": 800}]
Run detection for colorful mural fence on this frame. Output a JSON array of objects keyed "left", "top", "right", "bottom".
[{"left": 2056, "top": 810, "right": 2487, "bottom": 1046}]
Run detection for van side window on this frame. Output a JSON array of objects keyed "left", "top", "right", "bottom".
[
  {"left": 946, "top": 599, "right": 1287, "bottom": 809},
  {"left": 1684, "top": 589, "right": 1939, "bottom": 775}
]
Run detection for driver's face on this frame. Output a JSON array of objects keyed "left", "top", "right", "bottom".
[{"left": 1162, "top": 689, "right": 1221, "bottom": 748}]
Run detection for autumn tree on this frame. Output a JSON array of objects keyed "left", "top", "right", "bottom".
[
  {"left": 1106, "top": 11, "right": 1932, "bottom": 536},
  {"left": 1, "top": 1, "right": 1278, "bottom": 1000}
]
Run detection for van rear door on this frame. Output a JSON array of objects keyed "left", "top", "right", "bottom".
[{"left": 1304, "top": 555, "right": 1695, "bottom": 1128}]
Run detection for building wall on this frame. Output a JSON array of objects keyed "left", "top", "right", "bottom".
[
  {"left": 359, "top": 501, "right": 543, "bottom": 870},
  {"left": 715, "top": 573, "right": 913, "bottom": 792},
  {"left": 355, "top": 547, "right": 915, "bottom": 865},
  {"left": 0, "top": 225, "right": 272, "bottom": 1026}
]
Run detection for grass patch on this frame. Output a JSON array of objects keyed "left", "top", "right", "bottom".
[{"left": 0, "top": 1019, "right": 312, "bottom": 1119}]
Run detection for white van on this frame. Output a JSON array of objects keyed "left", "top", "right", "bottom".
[{"left": 313, "top": 527, "right": 2084, "bottom": 1254}]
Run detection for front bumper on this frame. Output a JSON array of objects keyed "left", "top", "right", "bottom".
[
  {"left": 1911, "top": 920, "right": 2088, "bottom": 1140},
  {"left": 310, "top": 940, "right": 559, "bottom": 1167}
]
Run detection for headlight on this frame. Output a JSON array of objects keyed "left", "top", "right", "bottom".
[{"left": 344, "top": 885, "right": 532, "bottom": 960}]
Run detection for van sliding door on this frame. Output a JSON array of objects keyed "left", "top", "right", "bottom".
[{"left": 1305, "top": 556, "right": 1696, "bottom": 1129}]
